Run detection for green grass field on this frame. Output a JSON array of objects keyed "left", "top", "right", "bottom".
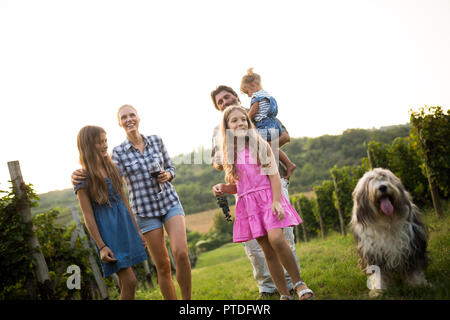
[{"left": 133, "top": 203, "right": 450, "bottom": 300}]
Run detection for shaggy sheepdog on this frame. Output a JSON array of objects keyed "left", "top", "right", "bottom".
[{"left": 350, "top": 168, "right": 429, "bottom": 297}]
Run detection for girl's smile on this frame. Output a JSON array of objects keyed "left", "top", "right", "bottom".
[
  {"left": 227, "top": 109, "right": 249, "bottom": 136},
  {"left": 96, "top": 133, "right": 108, "bottom": 157}
]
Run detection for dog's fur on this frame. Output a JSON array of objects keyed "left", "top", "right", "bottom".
[{"left": 351, "top": 168, "right": 429, "bottom": 296}]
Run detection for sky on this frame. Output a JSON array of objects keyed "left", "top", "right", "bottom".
[{"left": 0, "top": 0, "right": 449, "bottom": 194}]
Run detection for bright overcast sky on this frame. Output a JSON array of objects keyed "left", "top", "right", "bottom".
[{"left": 1, "top": 0, "right": 449, "bottom": 194}]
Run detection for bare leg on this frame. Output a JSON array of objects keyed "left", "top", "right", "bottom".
[
  {"left": 165, "top": 215, "right": 192, "bottom": 300},
  {"left": 278, "top": 131, "right": 290, "bottom": 148},
  {"left": 144, "top": 228, "right": 177, "bottom": 300},
  {"left": 116, "top": 267, "right": 137, "bottom": 300},
  {"left": 268, "top": 228, "right": 313, "bottom": 300},
  {"left": 270, "top": 131, "right": 295, "bottom": 179},
  {"left": 267, "top": 229, "right": 301, "bottom": 284},
  {"left": 278, "top": 149, "right": 296, "bottom": 179},
  {"left": 256, "top": 235, "right": 290, "bottom": 296}
]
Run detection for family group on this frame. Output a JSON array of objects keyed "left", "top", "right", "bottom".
[{"left": 72, "top": 69, "right": 314, "bottom": 300}]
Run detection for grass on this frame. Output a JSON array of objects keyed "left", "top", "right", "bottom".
[
  {"left": 133, "top": 202, "right": 449, "bottom": 300},
  {"left": 134, "top": 242, "right": 256, "bottom": 300},
  {"left": 379, "top": 205, "right": 450, "bottom": 299}
]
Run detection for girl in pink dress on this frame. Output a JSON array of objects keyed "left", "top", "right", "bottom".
[{"left": 212, "top": 104, "right": 314, "bottom": 300}]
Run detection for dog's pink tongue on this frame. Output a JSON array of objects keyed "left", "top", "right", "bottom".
[{"left": 380, "top": 197, "right": 394, "bottom": 216}]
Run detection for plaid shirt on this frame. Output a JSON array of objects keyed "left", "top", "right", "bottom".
[{"left": 112, "top": 134, "right": 180, "bottom": 218}]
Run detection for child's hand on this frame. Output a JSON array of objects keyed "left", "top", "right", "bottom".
[
  {"left": 212, "top": 184, "right": 225, "bottom": 197},
  {"left": 271, "top": 201, "right": 285, "bottom": 221},
  {"left": 100, "top": 246, "right": 117, "bottom": 264}
]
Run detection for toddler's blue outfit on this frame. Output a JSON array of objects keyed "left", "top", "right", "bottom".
[
  {"left": 251, "top": 89, "right": 283, "bottom": 141},
  {"left": 74, "top": 178, "right": 147, "bottom": 277}
]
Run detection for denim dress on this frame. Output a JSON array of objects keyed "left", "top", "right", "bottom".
[
  {"left": 251, "top": 90, "right": 283, "bottom": 141},
  {"left": 75, "top": 178, "right": 147, "bottom": 277}
]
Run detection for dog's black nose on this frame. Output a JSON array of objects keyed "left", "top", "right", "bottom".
[{"left": 379, "top": 185, "right": 387, "bottom": 193}]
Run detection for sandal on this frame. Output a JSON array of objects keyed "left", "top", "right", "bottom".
[
  {"left": 280, "top": 295, "right": 294, "bottom": 300},
  {"left": 294, "top": 281, "right": 315, "bottom": 300}
]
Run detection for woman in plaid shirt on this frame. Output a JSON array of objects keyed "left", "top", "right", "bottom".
[{"left": 72, "top": 105, "right": 191, "bottom": 300}]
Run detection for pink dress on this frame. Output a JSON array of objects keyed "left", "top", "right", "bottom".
[{"left": 233, "top": 148, "right": 302, "bottom": 243}]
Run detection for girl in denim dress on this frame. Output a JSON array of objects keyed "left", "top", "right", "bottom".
[
  {"left": 75, "top": 125, "right": 147, "bottom": 300},
  {"left": 240, "top": 68, "right": 296, "bottom": 179}
]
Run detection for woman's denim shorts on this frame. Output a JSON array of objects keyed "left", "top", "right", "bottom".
[{"left": 135, "top": 202, "right": 185, "bottom": 234}]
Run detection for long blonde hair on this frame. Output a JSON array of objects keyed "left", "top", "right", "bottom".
[
  {"left": 221, "top": 105, "right": 273, "bottom": 184},
  {"left": 77, "top": 125, "right": 123, "bottom": 205}
]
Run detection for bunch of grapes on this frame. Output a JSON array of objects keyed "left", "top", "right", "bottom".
[{"left": 216, "top": 196, "right": 232, "bottom": 222}]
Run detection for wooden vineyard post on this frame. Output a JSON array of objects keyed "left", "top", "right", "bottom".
[
  {"left": 366, "top": 147, "right": 374, "bottom": 169},
  {"left": 332, "top": 175, "right": 347, "bottom": 236},
  {"left": 167, "top": 245, "right": 176, "bottom": 272},
  {"left": 316, "top": 208, "right": 326, "bottom": 240},
  {"left": 7, "top": 160, "right": 53, "bottom": 299},
  {"left": 410, "top": 107, "right": 446, "bottom": 218},
  {"left": 70, "top": 205, "right": 109, "bottom": 299},
  {"left": 142, "top": 260, "right": 154, "bottom": 289},
  {"left": 417, "top": 127, "right": 443, "bottom": 218},
  {"left": 294, "top": 199, "right": 308, "bottom": 242},
  {"left": 424, "top": 165, "right": 442, "bottom": 218},
  {"left": 294, "top": 222, "right": 303, "bottom": 244},
  {"left": 110, "top": 273, "right": 120, "bottom": 289},
  {"left": 146, "top": 253, "right": 158, "bottom": 280}
]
